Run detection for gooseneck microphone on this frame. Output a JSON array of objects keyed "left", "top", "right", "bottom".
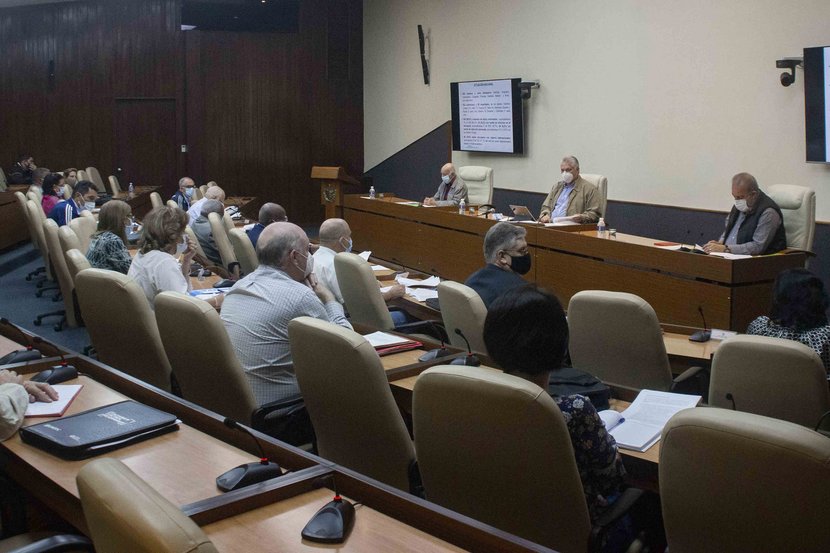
[
  {"left": 725, "top": 393, "right": 737, "bottom": 411},
  {"left": 688, "top": 306, "right": 712, "bottom": 343},
  {"left": 302, "top": 474, "right": 355, "bottom": 543},
  {"left": 216, "top": 417, "right": 283, "bottom": 492},
  {"left": 0, "top": 318, "right": 41, "bottom": 366},
  {"left": 29, "top": 337, "right": 78, "bottom": 384},
  {"left": 418, "top": 321, "right": 453, "bottom": 362},
  {"left": 450, "top": 328, "right": 481, "bottom": 367}
]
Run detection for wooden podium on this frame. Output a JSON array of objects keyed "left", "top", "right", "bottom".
[{"left": 311, "top": 166, "right": 360, "bottom": 219}]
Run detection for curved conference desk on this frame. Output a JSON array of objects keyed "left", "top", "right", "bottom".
[{"left": 342, "top": 195, "right": 807, "bottom": 331}]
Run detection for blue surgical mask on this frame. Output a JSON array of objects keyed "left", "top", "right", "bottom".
[
  {"left": 84, "top": 201, "right": 96, "bottom": 211},
  {"left": 339, "top": 236, "right": 353, "bottom": 253},
  {"left": 441, "top": 174, "right": 451, "bottom": 184},
  {"left": 185, "top": 188, "right": 194, "bottom": 199}
]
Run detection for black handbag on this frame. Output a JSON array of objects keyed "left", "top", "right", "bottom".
[{"left": 548, "top": 366, "right": 611, "bottom": 411}]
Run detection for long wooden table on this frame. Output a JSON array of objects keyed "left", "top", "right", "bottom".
[
  {"left": 0, "top": 322, "right": 553, "bottom": 553},
  {"left": 344, "top": 194, "right": 807, "bottom": 330}
]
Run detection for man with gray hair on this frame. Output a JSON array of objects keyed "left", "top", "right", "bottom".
[
  {"left": 539, "top": 155, "right": 602, "bottom": 223},
  {"left": 221, "top": 222, "right": 350, "bottom": 445},
  {"left": 188, "top": 184, "right": 226, "bottom": 223},
  {"left": 464, "top": 222, "right": 531, "bottom": 308},
  {"left": 423, "top": 162, "right": 468, "bottom": 207},
  {"left": 190, "top": 199, "right": 224, "bottom": 265},
  {"left": 703, "top": 172, "right": 786, "bottom": 255},
  {"left": 171, "top": 176, "right": 196, "bottom": 211}
]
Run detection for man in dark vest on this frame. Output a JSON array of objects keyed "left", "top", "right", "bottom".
[{"left": 704, "top": 172, "right": 787, "bottom": 255}]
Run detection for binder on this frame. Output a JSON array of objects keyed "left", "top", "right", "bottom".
[{"left": 20, "top": 400, "right": 179, "bottom": 460}]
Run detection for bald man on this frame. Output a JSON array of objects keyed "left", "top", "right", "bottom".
[
  {"left": 704, "top": 172, "right": 786, "bottom": 255},
  {"left": 221, "top": 222, "right": 350, "bottom": 445},
  {"left": 313, "top": 218, "right": 405, "bottom": 310},
  {"left": 423, "top": 163, "right": 468, "bottom": 207},
  {"left": 171, "top": 177, "right": 195, "bottom": 212},
  {"left": 247, "top": 202, "right": 287, "bottom": 249},
  {"left": 187, "top": 184, "right": 226, "bottom": 224}
]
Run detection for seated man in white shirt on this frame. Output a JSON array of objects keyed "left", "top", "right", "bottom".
[
  {"left": 221, "top": 222, "right": 350, "bottom": 446},
  {"left": 187, "top": 184, "right": 225, "bottom": 224},
  {"left": 312, "top": 218, "right": 409, "bottom": 326}
]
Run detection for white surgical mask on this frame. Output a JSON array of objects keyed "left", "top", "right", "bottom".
[
  {"left": 124, "top": 225, "right": 132, "bottom": 237},
  {"left": 295, "top": 250, "right": 314, "bottom": 277},
  {"left": 561, "top": 171, "right": 575, "bottom": 184},
  {"left": 175, "top": 235, "right": 188, "bottom": 255},
  {"left": 185, "top": 187, "right": 194, "bottom": 199},
  {"left": 56, "top": 185, "right": 66, "bottom": 197},
  {"left": 441, "top": 174, "right": 451, "bottom": 184},
  {"left": 84, "top": 201, "right": 96, "bottom": 211},
  {"left": 734, "top": 199, "right": 748, "bottom": 212},
  {"left": 339, "top": 236, "right": 353, "bottom": 253}
]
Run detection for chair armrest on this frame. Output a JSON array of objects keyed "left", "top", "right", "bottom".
[
  {"left": 670, "top": 365, "right": 710, "bottom": 397},
  {"left": 9, "top": 535, "right": 94, "bottom": 553},
  {"left": 589, "top": 487, "right": 645, "bottom": 552},
  {"left": 250, "top": 396, "right": 305, "bottom": 429}
]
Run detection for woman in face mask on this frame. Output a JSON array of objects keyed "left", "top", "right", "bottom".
[
  {"left": 40, "top": 173, "right": 66, "bottom": 216},
  {"left": 127, "top": 206, "right": 207, "bottom": 309},
  {"left": 86, "top": 200, "right": 133, "bottom": 275}
]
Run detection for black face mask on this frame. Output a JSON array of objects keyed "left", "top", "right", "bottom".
[{"left": 508, "top": 253, "right": 532, "bottom": 275}]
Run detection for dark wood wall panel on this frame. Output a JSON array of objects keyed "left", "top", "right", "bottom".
[{"left": 1, "top": 0, "right": 363, "bottom": 226}]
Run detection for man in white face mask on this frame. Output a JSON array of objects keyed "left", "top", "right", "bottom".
[
  {"left": 220, "top": 222, "right": 351, "bottom": 446},
  {"left": 171, "top": 177, "right": 196, "bottom": 211},
  {"left": 47, "top": 180, "right": 98, "bottom": 226},
  {"left": 704, "top": 172, "right": 786, "bottom": 255},
  {"left": 539, "top": 155, "right": 602, "bottom": 224},
  {"left": 423, "top": 162, "right": 469, "bottom": 207}
]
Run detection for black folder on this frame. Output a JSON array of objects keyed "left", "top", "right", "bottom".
[{"left": 20, "top": 400, "right": 179, "bottom": 460}]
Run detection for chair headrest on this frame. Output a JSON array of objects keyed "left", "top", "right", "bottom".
[{"left": 457, "top": 166, "right": 491, "bottom": 182}]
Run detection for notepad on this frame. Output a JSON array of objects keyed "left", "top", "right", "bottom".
[
  {"left": 358, "top": 251, "right": 371, "bottom": 261},
  {"left": 25, "top": 384, "right": 83, "bottom": 418},
  {"left": 363, "top": 331, "right": 417, "bottom": 349},
  {"left": 598, "top": 390, "right": 701, "bottom": 452}
]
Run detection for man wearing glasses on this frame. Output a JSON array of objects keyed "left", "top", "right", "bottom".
[{"left": 465, "top": 222, "right": 532, "bottom": 308}]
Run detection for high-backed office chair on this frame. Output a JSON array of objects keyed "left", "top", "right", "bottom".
[
  {"left": 191, "top": 185, "right": 203, "bottom": 201},
  {"left": 568, "top": 290, "right": 704, "bottom": 393},
  {"left": 708, "top": 335, "right": 829, "bottom": 427},
  {"left": 15, "top": 191, "right": 47, "bottom": 281},
  {"left": 108, "top": 174, "right": 123, "bottom": 195},
  {"left": 24, "top": 199, "right": 60, "bottom": 300},
  {"left": 65, "top": 248, "right": 92, "bottom": 281},
  {"left": 228, "top": 228, "right": 258, "bottom": 276},
  {"left": 0, "top": 167, "right": 6, "bottom": 191},
  {"left": 660, "top": 408, "right": 830, "bottom": 552},
  {"left": 414, "top": 366, "right": 638, "bottom": 552},
  {"left": 207, "top": 212, "right": 239, "bottom": 277},
  {"left": 75, "top": 269, "right": 173, "bottom": 392},
  {"left": 77, "top": 458, "right": 219, "bottom": 553},
  {"left": 767, "top": 184, "right": 815, "bottom": 251},
  {"left": 288, "top": 317, "right": 417, "bottom": 492},
  {"left": 26, "top": 190, "right": 40, "bottom": 205},
  {"left": 198, "top": 184, "right": 208, "bottom": 197},
  {"left": 76, "top": 169, "right": 89, "bottom": 182},
  {"left": 334, "top": 252, "right": 395, "bottom": 329},
  {"left": 41, "top": 219, "right": 77, "bottom": 330},
  {"left": 436, "top": 281, "right": 488, "bottom": 356},
  {"left": 149, "top": 191, "right": 163, "bottom": 210},
  {"left": 457, "top": 165, "right": 493, "bottom": 205},
  {"left": 166, "top": 199, "right": 177, "bottom": 209},
  {"left": 222, "top": 212, "right": 235, "bottom": 233},
  {"left": 85, "top": 166, "right": 105, "bottom": 193},
  {"left": 184, "top": 226, "right": 207, "bottom": 259},
  {"left": 57, "top": 225, "right": 82, "bottom": 260},
  {"left": 580, "top": 173, "right": 608, "bottom": 217},
  {"left": 153, "top": 292, "right": 300, "bottom": 432},
  {"left": 69, "top": 215, "right": 96, "bottom": 255}
]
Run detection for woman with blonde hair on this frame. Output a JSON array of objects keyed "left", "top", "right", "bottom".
[{"left": 86, "top": 199, "right": 133, "bottom": 274}]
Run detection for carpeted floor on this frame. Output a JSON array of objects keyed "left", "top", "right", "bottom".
[{"left": 0, "top": 241, "right": 92, "bottom": 354}]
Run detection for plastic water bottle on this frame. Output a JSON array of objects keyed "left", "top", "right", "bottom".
[
  {"left": 128, "top": 182, "right": 135, "bottom": 196},
  {"left": 597, "top": 217, "right": 607, "bottom": 238},
  {"left": 458, "top": 198, "right": 466, "bottom": 214},
  {"left": 369, "top": 185, "right": 375, "bottom": 199}
]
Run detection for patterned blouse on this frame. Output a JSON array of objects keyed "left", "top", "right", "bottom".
[
  {"left": 746, "top": 316, "right": 830, "bottom": 373},
  {"left": 86, "top": 231, "right": 132, "bottom": 275},
  {"left": 554, "top": 394, "right": 626, "bottom": 519}
]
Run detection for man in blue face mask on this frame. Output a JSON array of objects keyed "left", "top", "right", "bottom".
[
  {"left": 423, "top": 162, "right": 469, "bottom": 207},
  {"left": 703, "top": 172, "right": 786, "bottom": 255},
  {"left": 171, "top": 177, "right": 196, "bottom": 211},
  {"left": 465, "top": 222, "right": 532, "bottom": 309}
]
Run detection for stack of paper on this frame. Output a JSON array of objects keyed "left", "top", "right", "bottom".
[
  {"left": 25, "top": 384, "right": 83, "bottom": 417},
  {"left": 598, "top": 390, "right": 701, "bottom": 452},
  {"left": 396, "top": 275, "right": 440, "bottom": 287}
]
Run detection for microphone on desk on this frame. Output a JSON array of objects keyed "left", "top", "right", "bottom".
[
  {"left": 0, "top": 319, "right": 42, "bottom": 366},
  {"left": 725, "top": 393, "right": 737, "bottom": 411},
  {"left": 688, "top": 306, "right": 711, "bottom": 343},
  {"left": 29, "top": 337, "right": 78, "bottom": 384},
  {"left": 303, "top": 473, "right": 355, "bottom": 543},
  {"left": 216, "top": 417, "right": 284, "bottom": 492},
  {"left": 450, "top": 328, "right": 481, "bottom": 367},
  {"left": 418, "top": 321, "right": 453, "bottom": 362}
]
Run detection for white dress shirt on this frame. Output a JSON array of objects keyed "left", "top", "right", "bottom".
[
  {"left": 312, "top": 246, "right": 344, "bottom": 304},
  {"left": 127, "top": 250, "right": 191, "bottom": 309}
]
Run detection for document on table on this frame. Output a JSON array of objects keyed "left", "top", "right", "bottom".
[
  {"left": 407, "top": 288, "right": 439, "bottom": 301},
  {"left": 371, "top": 265, "right": 388, "bottom": 271},
  {"left": 598, "top": 390, "right": 701, "bottom": 452},
  {"left": 25, "top": 384, "right": 83, "bottom": 417},
  {"left": 358, "top": 251, "right": 371, "bottom": 261},
  {"left": 708, "top": 251, "right": 753, "bottom": 260},
  {"left": 545, "top": 216, "right": 580, "bottom": 226},
  {"left": 363, "top": 331, "right": 417, "bottom": 348},
  {"left": 396, "top": 275, "right": 440, "bottom": 287}
]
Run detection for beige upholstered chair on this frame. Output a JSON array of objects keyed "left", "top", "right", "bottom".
[
  {"left": 767, "top": 184, "right": 816, "bottom": 251},
  {"left": 16, "top": 192, "right": 48, "bottom": 281},
  {"left": 85, "top": 166, "right": 105, "bottom": 193},
  {"left": 76, "top": 169, "right": 89, "bottom": 182},
  {"left": 436, "top": 281, "right": 487, "bottom": 355},
  {"left": 108, "top": 174, "right": 123, "bottom": 195},
  {"left": 228, "top": 228, "right": 258, "bottom": 276},
  {"left": 24, "top": 198, "right": 54, "bottom": 281},
  {"left": 208, "top": 212, "right": 238, "bottom": 275},
  {"left": 26, "top": 190, "right": 39, "bottom": 205},
  {"left": 42, "top": 219, "right": 79, "bottom": 329},
  {"left": 185, "top": 226, "right": 207, "bottom": 259},
  {"left": 580, "top": 173, "right": 608, "bottom": 217},
  {"left": 198, "top": 184, "right": 208, "bottom": 197},
  {"left": 57, "top": 225, "right": 81, "bottom": 261},
  {"left": 413, "top": 366, "right": 592, "bottom": 552},
  {"left": 75, "top": 268, "right": 173, "bottom": 391},
  {"left": 222, "top": 212, "right": 235, "bottom": 233},
  {"left": 334, "top": 252, "right": 395, "bottom": 329},
  {"left": 166, "top": 199, "right": 177, "bottom": 209},
  {"left": 0, "top": 167, "right": 6, "bottom": 190},
  {"left": 288, "top": 317, "right": 416, "bottom": 492},
  {"left": 65, "top": 248, "right": 91, "bottom": 281},
  {"left": 69, "top": 215, "right": 96, "bottom": 254},
  {"left": 457, "top": 165, "right": 493, "bottom": 205},
  {"left": 191, "top": 185, "right": 203, "bottom": 201},
  {"left": 149, "top": 191, "right": 163, "bottom": 210},
  {"left": 708, "top": 335, "right": 829, "bottom": 427},
  {"left": 78, "top": 458, "right": 218, "bottom": 553},
  {"left": 660, "top": 408, "right": 830, "bottom": 552},
  {"left": 569, "top": 290, "right": 682, "bottom": 391}
]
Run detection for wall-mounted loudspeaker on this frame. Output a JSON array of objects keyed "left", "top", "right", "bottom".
[{"left": 418, "top": 24, "right": 430, "bottom": 85}]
